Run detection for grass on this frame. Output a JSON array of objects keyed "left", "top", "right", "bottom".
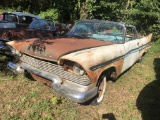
[{"left": 0, "top": 38, "right": 160, "bottom": 120}]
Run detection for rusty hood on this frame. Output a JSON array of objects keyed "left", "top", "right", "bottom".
[{"left": 7, "top": 37, "right": 113, "bottom": 61}]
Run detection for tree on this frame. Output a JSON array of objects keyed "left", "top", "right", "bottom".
[{"left": 0, "top": 0, "right": 159, "bottom": 39}]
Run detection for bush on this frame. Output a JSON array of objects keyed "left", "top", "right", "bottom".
[{"left": 38, "top": 9, "right": 58, "bottom": 22}]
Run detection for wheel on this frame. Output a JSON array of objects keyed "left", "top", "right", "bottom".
[
  {"left": 137, "top": 56, "right": 142, "bottom": 63},
  {"left": 90, "top": 77, "right": 107, "bottom": 105}
]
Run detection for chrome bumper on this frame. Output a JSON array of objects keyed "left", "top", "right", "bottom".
[
  {"left": 8, "top": 62, "right": 24, "bottom": 73},
  {"left": 8, "top": 62, "right": 98, "bottom": 103}
]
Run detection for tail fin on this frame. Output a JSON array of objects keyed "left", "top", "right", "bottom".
[{"left": 146, "top": 33, "right": 153, "bottom": 42}]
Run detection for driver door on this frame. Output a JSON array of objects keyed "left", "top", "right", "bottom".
[{"left": 121, "top": 27, "right": 140, "bottom": 72}]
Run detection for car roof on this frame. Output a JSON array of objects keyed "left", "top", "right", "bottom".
[{"left": 3, "top": 12, "right": 41, "bottom": 19}]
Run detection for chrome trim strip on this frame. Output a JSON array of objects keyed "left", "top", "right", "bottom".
[{"left": 90, "top": 42, "right": 150, "bottom": 70}]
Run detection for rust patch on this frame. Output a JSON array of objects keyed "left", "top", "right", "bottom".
[
  {"left": 29, "top": 72, "right": 52, "bottom": 86},
  {"left": 10, "top": 37, "right": 114, "bottom": 61},
  {"left": 86, "top": 58, "right": 124, "bottom": 83},
  {"left": 0, "top": 28, "right": 54, "bottom": 41}
]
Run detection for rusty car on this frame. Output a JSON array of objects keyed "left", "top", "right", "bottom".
[
  {"left": 6, "top": 19, "right": 152, "bottom": 105},
  {"left": 0, "top": 19, "right": 61, "bottom": 56},
  {"left": 0, "top": 19, "right": 57, "bottom": 40},
  {"left": 0, "top": 18, "right": 69, "bottom": 41}
]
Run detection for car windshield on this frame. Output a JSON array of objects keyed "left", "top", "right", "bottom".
[
  {"left": 66, "top": 21, "right": 125, "bottom": 43},
  {"left": 29, "top": 19, "right": 55, "bottom": 31}
]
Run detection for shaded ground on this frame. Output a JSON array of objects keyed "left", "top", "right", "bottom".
[{"left": 136, "top": 58, "right": 160, "bottom": 120}]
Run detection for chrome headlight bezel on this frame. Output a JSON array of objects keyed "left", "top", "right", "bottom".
[
  {"left": 7, "top": 45, "right": 21, "bottom": 57},
  {"left": 73, "top": 63, "right": 86, "bottom": 76}
]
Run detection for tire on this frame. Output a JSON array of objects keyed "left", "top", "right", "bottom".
[
  {"left": 90, "top": 77, "right": 107, "bottom": 105},
  {"left": 137, "top": 56, "right": 142, "bottom": 63}
]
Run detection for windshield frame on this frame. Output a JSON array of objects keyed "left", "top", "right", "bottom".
[{"left": 66, "top": 20, "right": 126, "bottom": 44}]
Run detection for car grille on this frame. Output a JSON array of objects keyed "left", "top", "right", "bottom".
[{"left": 20, "top": 54, "right": 91, "bottom": 86}]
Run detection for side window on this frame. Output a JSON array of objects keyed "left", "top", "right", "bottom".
[
  {"left": 126, "top": 27, "right": 138, "bottom": 41},
  {"left": 132, "top": 28, "right": 138, "bottom": 39},
  {"left": 4, "top": 14, "right": 17, "bottom": 22},
  {"left": 26, "top": 17, "right": 34, "bottom": 24},
  {"left": 12, "top": 16, "right": 18, "bottom": 22},
  {"left": 19, "top": 16, "right": 27, "bottom": 24},
  {"left": 19, "top": 16, "right": 33, "bottom": 24}
]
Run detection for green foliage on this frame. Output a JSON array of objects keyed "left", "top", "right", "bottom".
[
  {"left": 120, "top": 0, "right": 160, "bottom": 40},
  {"left": 0, "top": 0, "right": 159, "bottom": 40},
  {"left": 39, "top": 9, "right": 59, "bottom": 22},
  {"left": 83, "top": 0, "right": 160, "bottom": 40},
  {"left": 50, "top": 97, "right": 58, "bottom": 105},
  {"left": 0, "top": 8, "right": 15, "bottom": 14}
]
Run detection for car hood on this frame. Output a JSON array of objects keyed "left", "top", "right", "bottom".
[{"left": 7, "top": 37, "right": 114, "bottom": 61}]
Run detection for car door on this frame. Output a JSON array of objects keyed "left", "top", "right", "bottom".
[{"left": 121, "top": 26, "right": 140, "bottom": 72}]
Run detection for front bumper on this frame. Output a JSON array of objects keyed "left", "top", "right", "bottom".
[{"left": 8, "top": 62, "right": 98, "bottom": 103}]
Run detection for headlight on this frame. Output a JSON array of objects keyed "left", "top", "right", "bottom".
[
  {"left": 73, "top": 63, "right": 85, "bottom": 76},
  {"left": 7, "top": 45, "right": 21, "bottom": 57}
]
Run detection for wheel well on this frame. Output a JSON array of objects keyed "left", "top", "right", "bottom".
[
  {"left": 142, "top": 52, "right": 146, "bottom": 56},
  {"left": 99, "top": 67, "right": 117, "bottom": 82}
]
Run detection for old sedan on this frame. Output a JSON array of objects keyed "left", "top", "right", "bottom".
[
  {"left": 1, "top": 12, "right": 41, "bottom": 28},
  {"left": 0, "top": 19, "right": 58, "bottom": 56},
  {"left": 7, "top": 19, "right": 152, "bottom": 105}
]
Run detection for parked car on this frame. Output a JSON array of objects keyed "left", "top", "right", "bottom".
[
  {"left": 0, "top": 19, "right": 68, "bottom": 42},
  {"left": 1, "top": 12, "right": 41, "bottom": 28},
  {"left": 0, "top": 19, "right": 60, "bottom": 56},
  {"left": 6, "top": 19, "right": 152, "bottom": 105}
]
